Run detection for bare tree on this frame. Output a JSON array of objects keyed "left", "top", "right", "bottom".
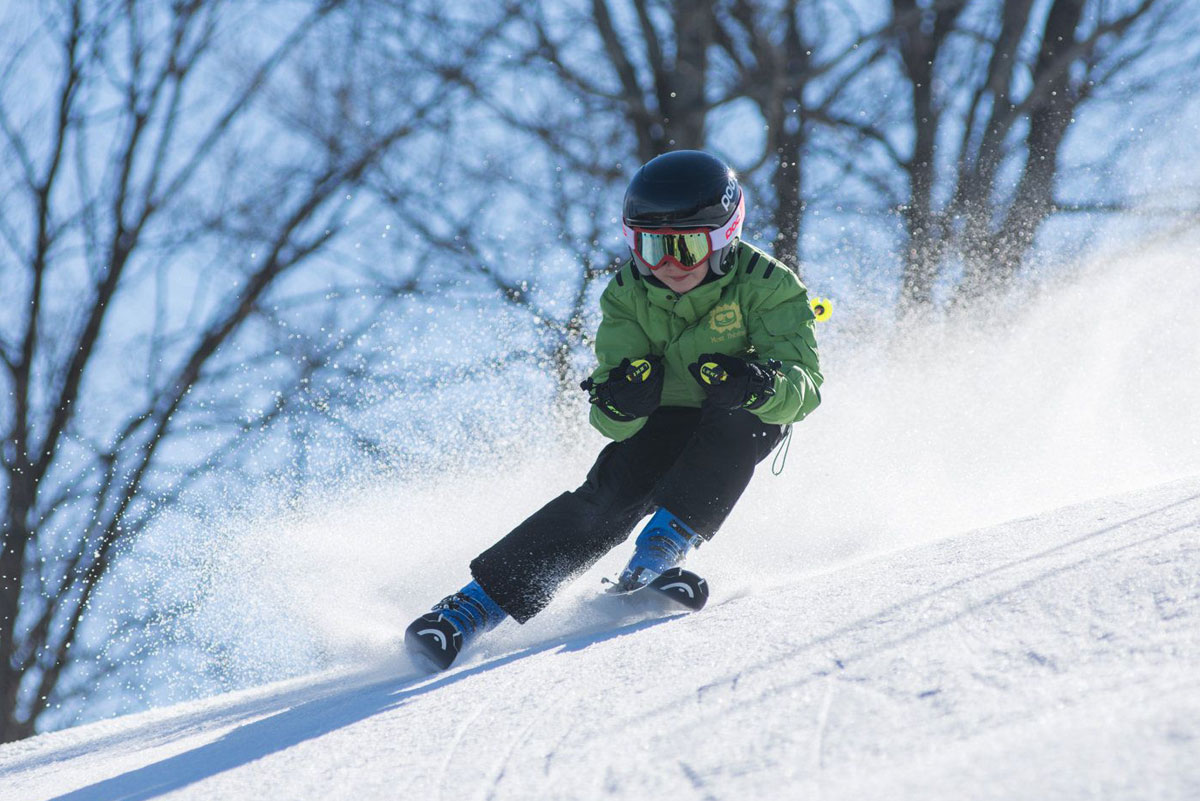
[
  {"left": 833, "top": 0, "right": 1200, "bottom": 309},
  {"left": 523, "top": 0, "right": 815, "bottom": 263},
  {"left": 378, "top": 0, "right": 1200, "bottom": 386},
  {"left": 713, "top": 1, "right": 819, "bottom": 270},
  {"left": 0, "top": 0, "right": 449, "bottom": 740}
]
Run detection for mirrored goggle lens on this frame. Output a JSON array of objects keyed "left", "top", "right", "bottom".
[{"left": 635, "top": 230, "right": 712, "bottom": 269}]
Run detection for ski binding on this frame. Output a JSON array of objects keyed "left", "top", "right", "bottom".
[{"left": 602, "top": 567, "right": 709, "bottom": 612}]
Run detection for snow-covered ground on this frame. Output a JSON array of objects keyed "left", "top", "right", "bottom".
[
  {"left": 3, "top": 475, "right": 1198, "bottom": 801},
  {"left": 5, "top": 246, "right": 1199, "bottom": 800}
]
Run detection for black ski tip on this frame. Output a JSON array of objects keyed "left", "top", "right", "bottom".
[
  {"left": 404, "top": 613, "right": 462, "bottom": 672},
  {"left": 648, "top": 568, "right": 709, "bottom": 611}
]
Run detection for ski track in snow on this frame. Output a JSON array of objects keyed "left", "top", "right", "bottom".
[{"left": 2, "top": 476, "right": 1199, "bottom": 801}]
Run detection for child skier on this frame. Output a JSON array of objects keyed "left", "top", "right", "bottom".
[{"left": 405, "top": 150, "right": 823, "bottom": 670}]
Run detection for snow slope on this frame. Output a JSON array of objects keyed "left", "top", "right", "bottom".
[{"left": 3, "top": 475, "right": 1198, "bottom": 801}]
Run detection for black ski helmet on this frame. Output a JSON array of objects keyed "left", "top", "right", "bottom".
[{"left": 622, "top": 150, "right": 745, "bottom": 276}]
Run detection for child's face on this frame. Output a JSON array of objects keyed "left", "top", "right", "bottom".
[{"left": 655, "top": 259, "right": 709, "bottom": 294}]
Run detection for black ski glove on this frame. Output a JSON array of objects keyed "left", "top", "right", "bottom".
[
  {"left": 581, "top": 355, "right": 664, "bottom": 422},
  {"left": 688, "top": 353, "right": 780, "bottom": 411}
]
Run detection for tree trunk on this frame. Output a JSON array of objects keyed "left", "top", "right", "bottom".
[
  {"left": 1, "top": 475, "right": 33, "bottom": 742},
  {"left": 958, "top": 0, "right": 1086, "bottom": 301},
  {"left": 662, "top": 0, "right": 713, "bottom": 152},
  {"left": 894, "top": 0, "right": 964, "bottom": 309},
  {"left": 768, "top": 11, "right": 807, "bottom": 273}
]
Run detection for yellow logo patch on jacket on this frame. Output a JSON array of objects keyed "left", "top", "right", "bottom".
[{"left": 708, "top": 302, "right": 744, "bottom": 335}]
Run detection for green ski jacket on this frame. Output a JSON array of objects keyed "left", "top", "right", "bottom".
[{"left": 588, "top": 241, "right": 823, "bottom": 441}]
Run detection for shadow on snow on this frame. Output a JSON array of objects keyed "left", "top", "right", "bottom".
[{"left": 48, "top": 613, "right": 682, "bottom": 801}]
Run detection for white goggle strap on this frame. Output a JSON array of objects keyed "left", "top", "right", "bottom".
[
  {"left": 711, "top": 193, "right": 745, "bottom": 247},
  {"left": 621, "top": 221, "right": 638, "bottom": 252}
]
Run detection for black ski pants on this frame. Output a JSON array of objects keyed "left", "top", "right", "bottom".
[{"left": 470, "top": 406, "right": 786, "bottom": 622}]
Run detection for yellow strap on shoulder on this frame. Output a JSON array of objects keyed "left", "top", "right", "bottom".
[{"left": 809, "top": 296, "right": 833, "bottom": 322}]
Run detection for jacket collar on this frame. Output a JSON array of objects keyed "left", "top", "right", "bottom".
[{"left": 643, "top": 260, "right": 740, "bottom": 322}]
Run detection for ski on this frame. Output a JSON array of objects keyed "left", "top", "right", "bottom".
[
  {"left": 404, "top": 612, "right": 463, "bottom": 672},
  {"left": 602, "top": 567, "right": 709, "bottom": 612}
]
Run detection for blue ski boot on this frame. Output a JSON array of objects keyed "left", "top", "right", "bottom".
[
  {"left": 405, "top": 580, "right": 507, "bottom": 671},
  {"left": 609, "top": 507, "right": 703, "bottom": 593}
]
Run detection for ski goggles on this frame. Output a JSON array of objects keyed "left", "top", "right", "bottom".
[{"left": 622, "top": 194, "right": 744, "bottom": 272}]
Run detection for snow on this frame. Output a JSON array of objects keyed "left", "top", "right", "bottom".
[
  {"left": 5, "top": 243, "right": 1200, "bottom": 799},
  {"left": 3, "top": 475, "right": 1198, "bottom": 801}
]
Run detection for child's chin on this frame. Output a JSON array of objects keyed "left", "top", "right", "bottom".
[{"left": 665, "top": 277, "right": 700, "bottom": 292}]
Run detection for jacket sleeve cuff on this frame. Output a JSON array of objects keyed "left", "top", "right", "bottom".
[
  {"left": 749, "top": 368, "right": 815, "bottom": 425},
  {"left": 589, "top": 405, "right": 648, "bottom": 441}
]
